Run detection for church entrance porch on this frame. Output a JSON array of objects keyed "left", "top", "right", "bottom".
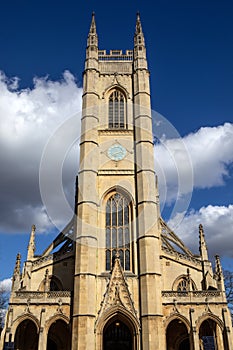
[
  {"left": 103, "top": 320, "right": 132, "bottom": 350},
  {"left": 14, "top": 319, "right": 38, "bottom": 350},
  {"left": 166, "top": 319, "right": 190, "bottom": 350},
  {"left": 46, "top": 319, "right": 70, "bottom": 350}
]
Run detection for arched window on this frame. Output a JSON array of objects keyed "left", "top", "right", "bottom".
[
  {"left": 50, "top": 278, "right": 59, "bottom": 291},
  {"left": 177, "top": 278, "right": 196, "bottom": 292},
  {"left": 108, "top": 90, "right": 126, "bottom": 129},
  {"left": 177, "top": 279, "right": 188, "bottom": 292},
  {"left": 105, "top": 193, "right": 132, "bottom": 271}
]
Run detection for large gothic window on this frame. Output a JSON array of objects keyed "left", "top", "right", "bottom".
[
  {"left": 105, "top": 193, "right": 132, "bottom": 271},
  {"left": 108, "top": 90, "right": 126, "bottom": 129}
]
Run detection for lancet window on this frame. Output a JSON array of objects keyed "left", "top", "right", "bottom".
[
  {"left": 108, "top": 90, "right": 126, "bottom": 129},
  {"left": 105, "top": 193, "right": 132, "bottom": 271}
]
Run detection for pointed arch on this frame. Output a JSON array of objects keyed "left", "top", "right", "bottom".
[
  {"left": 103, "top": 83, "right": 130, "bottom": 100},
  {"left": 101, "top": 186, "right": 135, "bottom": 206},
  {"left": 96, "top": 306, "right": 140, "bottom": 350},
  {"left": 46, "top": 316, "right": 71, "bottom": 350},
  {"left": 45, "top": 314, "right": 70, "bottom": 333},
  {"left": 106, "top": 88, "right": 127, "bottom": 129},
  {"left": 197, "top": 315, "right": 224, "bottom": 350},
  {"left": 166, "top": 317, "right": 190, "bottom": 350},
  {"left": 164, "top": 313, "right": 191, "bottom": 332},
  {"left": 11, "top": 313, "right": 40, "bottom": 335},
  {"left": 196, "top": 313, "right": 224, "bottom": 332},
  {"left": 172, "top": 275, "right": 197, "bottom": 292},
  {"left": 38, "top": 274, "right": 63, "bottom": 292},
  {"left": 104, "top": 189, "right": 134, "bottom": 271},
  {"left": 13, "top": 317, "right": 39, "bottom": 350}
]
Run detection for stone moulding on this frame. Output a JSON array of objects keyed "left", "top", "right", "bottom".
[{"left": 14, "top": 291, "right": 71, "bottom": 299}]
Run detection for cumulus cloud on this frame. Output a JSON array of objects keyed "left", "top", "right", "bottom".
[
  {"left": 168, "top": 204, "right": 233, "bottom": 259},
  {"left": 0, "top": 279, "right": 12, "bottom": 293},
  {"left": 0, "top": 70, "right": 232, "bottom": 242},
  {"left": 0, "top": 71, "right": 82, "bottom": 233},
  {"left": 155, "top": 122, "right": 233, "bottom": 204}
]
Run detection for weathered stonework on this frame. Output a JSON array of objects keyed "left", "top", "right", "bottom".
[{"left": 1, "top": 13, "right": 232, "bottom": 350}]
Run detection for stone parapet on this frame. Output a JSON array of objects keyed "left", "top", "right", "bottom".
[
  {"left": 12, "top": 290, "right": 71, "bottom": 303},
  {"left": 162, "top": 290, "right": 226, "bottom": 303}
]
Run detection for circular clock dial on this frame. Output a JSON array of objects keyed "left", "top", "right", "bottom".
[{"left": 107, "top": 144, "right": 127, "bottom": 161}]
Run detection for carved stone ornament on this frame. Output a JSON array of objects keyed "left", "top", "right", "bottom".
[{"left": 97, "top": 254, "right": 137, "bottom": 321}]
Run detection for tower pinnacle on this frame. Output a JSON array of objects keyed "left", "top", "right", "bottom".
[
  {"left": 87, "top": 12, "right": 98, "bottom": 47},
  {"left": 135, "top": 12, "right": 143, "bottom": 34},
  {"left": 134, "top": 12, "right": 147, "bottom": 69},
  {"left": 215, "top": 255, "right": 225, "bottom": 291},
  {"left": 27, "top": 224, "right": 36, "bottom": 260},
  {"left": 12, "top": 253, "right": 21, "bottom": 291},
  {"left": 199, "top": 223, "right": 209, "bottom": 261}
]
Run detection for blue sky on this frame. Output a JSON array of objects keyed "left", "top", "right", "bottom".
[{"left": 0, "top": 0, "right": 233, "bottom": 282}]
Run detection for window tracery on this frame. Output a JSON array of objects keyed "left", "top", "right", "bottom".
[
  {"left": 108, "top": 90, "right": 126, "bottom": 129},
  {"left": 176, "top": 278, "right": 196, "bottom": 292},
  {"left": 105, "top": 193, "right": 132, "bottom": 271}
]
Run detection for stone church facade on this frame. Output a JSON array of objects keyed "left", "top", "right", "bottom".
[{"left": 1, "top": 13, "right": 233, "bottom": 350}]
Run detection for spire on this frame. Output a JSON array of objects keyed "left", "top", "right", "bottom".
[
  {"left": 199, "top": 223, "right": 209, "bottom": 261},
  {"left": 134, "top": 12, "right": 147, "bottom": 70},
  {"left": 134, "top": 12, "right": 145, "bottom": 46},
  {"left": 85, "top": 12, "right": 99, "bottom": 70},
  {"left": 135, "top": 12, "right": 143, "bottom": 35},
  {"left": 27, "top": 224, "right": 36, "bottom": 260},
  {"left": 12, "top": 253, "right": 21, "bottom": 291},
  {"left": 87, "top": 12, "right": 98, "bottom": 48}
]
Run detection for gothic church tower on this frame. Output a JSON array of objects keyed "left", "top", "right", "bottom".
[
  {"left": 72, "top": 12, "right": 162, "bottom": 349},
  {"left": 1, "top": 13, "right": 232, "bottom": 350}
]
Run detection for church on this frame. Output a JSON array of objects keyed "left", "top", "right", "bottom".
[{"left": 1, "top": 13, "right": 233, "bottom": 350}]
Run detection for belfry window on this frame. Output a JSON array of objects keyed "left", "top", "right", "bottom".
[
  {"left": 108, "top": 90, "right": 126, "bottom": 129},
  {"left": 105, "top": 193, "right": 132, "bottom": 271}
]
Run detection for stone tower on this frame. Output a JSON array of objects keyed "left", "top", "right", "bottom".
[{"left": 1, "top": 13, "right": 232, "bottom": 350}]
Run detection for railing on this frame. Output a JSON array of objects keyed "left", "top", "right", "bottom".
[
  {"left": 14, "top": 290, "right": 71, "bottom": 299},
  {"left": 162, "top": 290, "right": 226, "bottom": 303},
  {"left": 98, "top": 50, "right": 133, "bottom": 61},
  {"left": 32, "top": 249, "right": 74, "bottom": 267},
  {"left": 162, "top": 290, "right": 221, "bottom": 297}
]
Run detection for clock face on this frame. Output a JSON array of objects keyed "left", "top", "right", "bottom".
[{"left": 107, "top": 144, "right": 127, "bottom": 161}]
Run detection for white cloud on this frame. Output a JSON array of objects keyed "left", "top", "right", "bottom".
[
  {"left": 168, "top": 204, "right": 233, "bottom": 259},
  {"left": 0, "top": 278, "right": 12, "bottom": 293},
  {"left": 0, "top": 70, "right": 232, "bottom": 242},
  {"left": 155, "top": 122, "right": 233, "bottom": 204},
  {"left": 0, "top": 71, "right": 82, "bottom": 233}
]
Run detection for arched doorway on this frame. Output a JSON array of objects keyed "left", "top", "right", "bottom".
[
  {"left": 47, "top": 319, "right": 70, "bottom": 350},
  {"left": 166, "top": 319, "right": 190, "bottom": 350},
  {"left": 199, "top": 319, "right": 217, "bottom": 350},
  {"left": 14, "top": 319, "right": 38, "bottom": 350},
  {"left": 103, "top": 319, "right": 132, "bottom": 350}
]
